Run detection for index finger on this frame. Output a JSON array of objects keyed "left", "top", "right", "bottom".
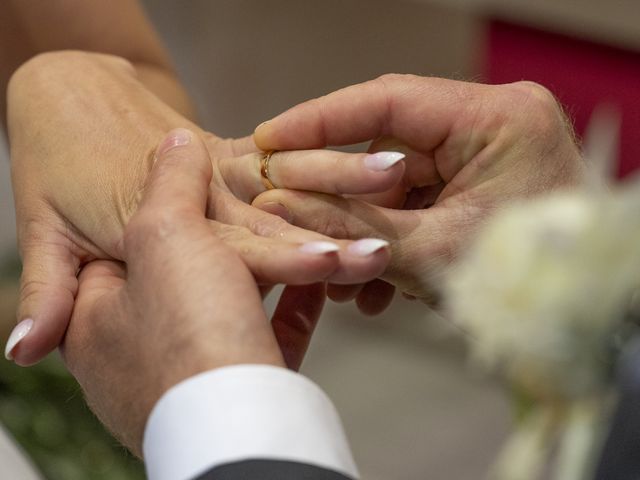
[{"left": 253, "top": 74, "right": 478, "bottom": 152}]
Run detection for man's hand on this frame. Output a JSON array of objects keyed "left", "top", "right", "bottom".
[
  {"left": 6, "top": 51, "right": 395, "bottom": 365},
  {"left": 61, "top": 128, "right": 313, "bottom": 456},
  {"left": 253, "top": 75, "right": 587, "bottom": 304}
]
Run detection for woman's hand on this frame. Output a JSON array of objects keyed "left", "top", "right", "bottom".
[
  {"left": 252, "top": 74, "right": 587, "bottom": 304},
  {"left": 6, "top": 52, "right": 398, "bottom": 365},
  {"left": 62, "top": 129, "right": 317, "bottom": 456}
]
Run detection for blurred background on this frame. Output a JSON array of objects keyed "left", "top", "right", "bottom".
[{"left": 1, "top": 0, "right": 639, "bottom": 478}]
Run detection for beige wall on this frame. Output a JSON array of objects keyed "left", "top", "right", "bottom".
[{"left": 142, "top": 0, "right": 481, "bottom": 137}]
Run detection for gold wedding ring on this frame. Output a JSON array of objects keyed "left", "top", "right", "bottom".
[{"left": 260, "top": 150, "right": 277, "bottom": 190}]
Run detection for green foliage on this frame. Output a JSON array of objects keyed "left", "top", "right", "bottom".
[
  {"left": 0, "top": 355, "right": 145, "bottom": 480},
  {"left": 0, "top": 253, "right": 143, "bottom": 480}
]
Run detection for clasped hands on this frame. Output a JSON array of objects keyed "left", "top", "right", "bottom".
[{"left": 5, "top": 51, "right": 586, "bottom": 455}]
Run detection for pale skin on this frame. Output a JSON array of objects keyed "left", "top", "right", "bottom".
[
  {"left": 62, "top": 81, "right": 588, "bottom": 459},
  {"left": 253, "top": 74, "right": 587, "bottom": 305},
  {"left": 62, "top": 128, "right": 291, "bottom": 456},
  {"left": 3, "top": 5, "right": 591, "bottom": 459},
  {"left": 5, "top": 3, "right": 584, "bottom": 373},
  {"left": 4, "top": 3, "right": 397, "bottom": 365}
]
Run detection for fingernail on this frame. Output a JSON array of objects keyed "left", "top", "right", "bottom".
[
  {"left": 364, "top": 152, "right": 405, "bottom": 171},
  {"left": 299, "top": 241, "right": 341, "bottom": 255},
  {"left": 254, "top": 121, "right": 271, "bottom": 139},
  {"left": 255, "top": 121, "right": 269, "bottom": 131},
  {"left": 157, "top": 128, "right": 192, "bottom": 156},
  {"left": 348, "top": 238, "right": 389, "bottom": 256},
  {"left": 260, "top": 202, "right": 293, "bottom": 223},
  {"left": 4, "top": 318, "right": 34, "bottom": 361}
]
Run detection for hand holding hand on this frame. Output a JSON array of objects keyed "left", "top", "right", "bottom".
[
  {"left": 253, "top": 75, "right": 587, "bottom": 303},
  {"left": 61, "top": 129, "right": 326, "bottom": 455},
  {"left": 6, "top": 52, "right": 397, "bottom": 364}
]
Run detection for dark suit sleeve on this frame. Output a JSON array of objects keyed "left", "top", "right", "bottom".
[{"left": 195, "top": 459, "right": 354, "bottom": 480}]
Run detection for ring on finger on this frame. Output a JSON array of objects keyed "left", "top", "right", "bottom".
[{"left": 260, "top": 150, "right": 278, "bottom": 190}]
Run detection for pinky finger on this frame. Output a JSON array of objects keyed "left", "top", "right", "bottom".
[
  {"left": 271, "top": 283, "right": 326, "bottom": 371},
  {"left": 355, "top": 279, "right": 396, "bottom": 316}
]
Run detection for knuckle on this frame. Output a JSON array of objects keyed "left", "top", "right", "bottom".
[
  {"left": 214, "top": 224, "right": 250, "bottom": 244},
  {"left": 19, "top": 277, "right": 74, "bottom": 309},
  {"left": 314, "top": 212, "right": 351, "bottom": 239},
  {"left": 508, "top": 81, "right": 565, "bottom": 132},
  {"left": 248, "top": 214, "right": 291, "bottom": 238},
  {"left": 19, "top": 278, "right": 46, "bottom": 306}
]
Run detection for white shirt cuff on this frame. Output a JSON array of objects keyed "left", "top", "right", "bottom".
[{"left": 143, "top": 364, "right": 358, "bottom": 480}]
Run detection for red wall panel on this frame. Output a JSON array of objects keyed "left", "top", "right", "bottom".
[{"left": 485, "top": 20, "right": 640, "bottom": 177}]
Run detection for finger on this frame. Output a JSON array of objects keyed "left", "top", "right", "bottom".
[
  {"left": 327, "top": 284, "right": 364, "bottom": 303},
  {"left": 214, "top": 192, "right": 391, "bottom": 284},
  {"left": 253, "top": 189, "right": 431, "bottom": 291},
  {"left": 253, "top": 189, "right": 409, "bottom": 244},
  {"left": 7, "top": 219, "right": 79, "bottom": 366},
  {"left": 122, "top": 128, "right": 212, "bottom": 260},
  {"left": 210, "top": 220, "right": 342, "bottom": 285},
  {"left": 355, "top": 279, "right": 396, "bottom": 316},
  {"left": 139, "top": 128, "right": 212, "bottom": 217},
  {"left": 254, "top": 75, "right": 474, "bottom": 153},
  {"left": 60, "top": 260, "right": 125, "bottom": 371},
  {"left": 354, "top": 136, "right": 442, "bottom": 209},
  {"left": 209, "top": 218, "right": 391, "bottom": 286},
  {"left": 206, "top": 133, "right": 258, "bottom": 158},
  {"left": 218, "top": 149, "right": 405, "bottom": 203},
  {"left": 271, "top": 283, "right": 326, "bottom": 371}
]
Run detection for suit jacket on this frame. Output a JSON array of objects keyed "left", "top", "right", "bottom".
[{"left": 196, "top": 459, "right": 353, "bottom": 479}]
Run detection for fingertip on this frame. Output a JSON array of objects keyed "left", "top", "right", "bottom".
[
  {"left": 272, "top": 283, "right": 326, "bottom": 371},
  {"left": 329, "top": 244, "right": 390, "bottom": 284},
  {"left": 140, "top": 127, "right": 212, "bottom": 216},
  {"left": 257, "top": 202, "right": 293, "bottom": 223},
  {"left": 327, "top": 283, "right": 364, "bottom": 303},
  {"left": 356, "top": 279, "right": 396, "bottom": 316},
  {"left": 363, "top": 151, "right": 406, "bottom": 172},
  {"left": 252, "top": 190, "right": 300, "bottom": 221},
  {"left": 8, "top": 305, "right": 71, "bottom": 366},
  {"left": 253, "top": 120, "right": 277, "bottom": 151},
  {"left": 347, "top": 238, "right": 390, "bottom": 257},
  {"left": 156, "top": 128, "right": 192, "bottom": 157},
  {"left": 4, "top": 318, "right": 34, "bottom": 363},
  {"left": 361, "top": 155, "right": 406, "bottom": 194},
  {"left": 155, "top": 127, "right": 212, "bottom": 179}
]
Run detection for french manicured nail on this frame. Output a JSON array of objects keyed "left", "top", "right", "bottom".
[
  {"left": 4, "top": 318, "right": 34, "bottom": 361},
  {"left": 259, "top": 202, "right": 293, "bottom": 223},
  {"left": 299, "top": 241, "right": 341, "bottom": 255},
  {"left": 348, "top": 238, "right": 389, "bottom": 256},
  {"left": 157, "top": 128, "right": 192, "bottom": 156},
  {"left": 364, "top": 152, "right": 405, "bottom": 171}
]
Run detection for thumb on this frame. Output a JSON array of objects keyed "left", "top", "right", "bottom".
[
  {"left": 253, "top": 189, "right": 450, "bottom": 298},
  {"left": 253, "top": 188, "right": 407, "bottom": 244},
  {"left": 120, "top": 128, "right": 213, "bottom": 267},
  {"left": 139, "top": 128, "right": 212, "bottom": 215},
  {"left": 6, "top": 221, "right": 79, "bottom": 366}
]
